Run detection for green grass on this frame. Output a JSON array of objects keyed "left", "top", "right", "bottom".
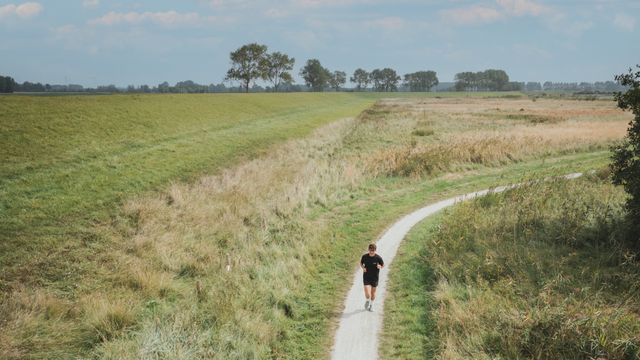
[
  {"left": 0, "top": 93, "right": 379, "bottom": 291},
  {"left": 380, "top": 213, "right": 442, "bottom": 359},
  {"left": 382, "top": 172, "right": 639, "bottom": 359}
]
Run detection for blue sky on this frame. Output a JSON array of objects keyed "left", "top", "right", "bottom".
[{"left": 1, "top": 0, "right": 638, "bottom": 87}]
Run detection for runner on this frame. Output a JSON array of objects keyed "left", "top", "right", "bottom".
[{"left": 360, "top": 243, "right": 384, "bottom": 312}]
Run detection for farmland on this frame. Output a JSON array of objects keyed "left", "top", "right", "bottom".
[{"left": 0, "top": 92, "right": 633, "bottom": 358}]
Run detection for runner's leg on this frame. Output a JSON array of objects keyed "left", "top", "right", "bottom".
[{"left": 363, "top": 285, "right": 371, "bottom": 300}]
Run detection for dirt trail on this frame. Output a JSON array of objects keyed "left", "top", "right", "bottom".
[{"left": 330, "top": 173, "right": 582, "bottom": 360}]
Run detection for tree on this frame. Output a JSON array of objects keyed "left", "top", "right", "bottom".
[
  {"left": 225, "top": 43, "right": 268, "bottom": 93},
  {"left": 371, "top": 68, "right": 400, "bottom": 92},
  {"left": 404, "top": 71, "right": 439, "bottom": 92},
  {"left": 262, "top": 51, "right": 295, "bottom": 92},
  {"left": 300, "top": 59, "right": 331, "bottom": 92},
  {"left": 351, "top": 68, "right": 370, "bottom": 91},
  {"left": 455, "top": 70, "right": 511, "bottom": 91},
  {"left": 481, "top": 69, "right": 509, "bottom": 91},
  {"left": 454, "top": 71, "right": 477, "bottom": 91},
  {"left": 158, "top": 81, "right": 170, "bottom": 93},
  {"left": 611, "top": 65, "right": 640, "bottom": 242},
  {"left": 0, "top": 75, "right": 17, "bottom": 93},
  {"left": 329, "top": 70, "right": 346, "bottom": 91}
]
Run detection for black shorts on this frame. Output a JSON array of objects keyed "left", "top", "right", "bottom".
[{"left": 363, "top": 275, "right": 379, "bottom": 287}]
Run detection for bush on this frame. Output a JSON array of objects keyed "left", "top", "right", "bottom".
[{"left": 611, "top": 65, "right": 640, "bottom": 247}]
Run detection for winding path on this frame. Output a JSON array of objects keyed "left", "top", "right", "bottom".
[{"left": 330, "top": 173, "right": 583, "bottom": 360}]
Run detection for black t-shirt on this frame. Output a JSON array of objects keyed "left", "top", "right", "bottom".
[{"left": 361, "top": 253, "right": 384, "bottom": 277}]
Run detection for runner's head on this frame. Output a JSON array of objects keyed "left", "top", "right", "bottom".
[{"left": 368, "top": 243, "right": 376, "bottom": 255}]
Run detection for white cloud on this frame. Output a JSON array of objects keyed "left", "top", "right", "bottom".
[
  {"left": 440, "top": 5, "right": 503, "bottom": 25},
  {"left": 441, "top": 0, "right": 551, "bottom": 25},
  {"left": 544, "top": 12, "right": 593, "bottom": 38},
  {"left": 613, "top": 13, "right": 635, "bottom": 32},
  {"left": 82, "top": 0, "right": 100, "bottom": 8},
  {"left": 290, "top": 0, "right": 375, "bottom": 7},
  {"left": 89, "top": 11, "right": 204, "bottom": 27},
  {"left": 0, "top": 2, "right": 43, "bottom": 19},
  {"left": 496, "top": 0, "right": 550, "bottom": 16},
  {"left": 201, "top": 0, "right": 251, "bottom": 9}
]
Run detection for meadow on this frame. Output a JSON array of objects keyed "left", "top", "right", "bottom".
[
  {"left": 382, "top": 175, "right": 639, "bottom": 359},
  {"left": 0, "top": 92, "right": 632, "bottom": 358}
]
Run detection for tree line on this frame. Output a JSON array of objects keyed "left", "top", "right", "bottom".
[
  {"left": 0, "top": 42, "right": 629, "bottom": 94},
  {"left": 224, "top": 43, "right": 440, "bottom": 93}
]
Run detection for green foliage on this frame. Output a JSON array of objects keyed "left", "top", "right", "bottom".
[
  {"left": 329, "top": 70, "right": 347, "bottom": 91},
  {"left": 225, "top": 43, "right": 268, "bottom": 92},
  {"left": 370, "top": 68, "right": 401, "bottom": 92},
  {"left": 350, "top": 68, "right": 370, "bottom": 91},
  {"left": 300, "top": 59, "right": 331, "bottom": 91},
  {"left": 0, "top": 75, "right": 17, "bottom": 93},
  {"left": 455, "top": 69, "right": 511, "bottom": 91},
  {"left": 611, "top": 65, "right": 640, "bottom": 242},
  {"left": 403, "top": 71, "right": 439, "bottom": 92},
  {"left": 262, "top": 51, "right": 295, "bottom": 91}
]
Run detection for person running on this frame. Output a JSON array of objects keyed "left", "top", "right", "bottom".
[{"left": 360, "top": 243, "right": 384, "bottom": 312}]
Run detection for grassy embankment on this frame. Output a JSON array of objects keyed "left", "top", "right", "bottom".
[
  {"left": 0, "top": 93, "right": 631, "bottom": 358},
  {"left": 0, "top": 92, "right": 380, "bottom": 358}
]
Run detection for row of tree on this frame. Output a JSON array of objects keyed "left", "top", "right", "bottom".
[
  {"left": 454, "top": 69, "right": 517, "bottom": 91},
  {"left": 224, "top": 43, "right": 440, "bottom": 92},
  {"left": 535, "top": 81, "right": 626, "bottom": 92},
  {"left": 0, "top": 40, "right": 628, "bottom": 94},
  {"left": 2, "top": 75, "right": 630, "bottom": 95}
]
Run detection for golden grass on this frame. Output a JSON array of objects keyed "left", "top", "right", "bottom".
[{"left": 359, "top": 98, "right": 630, "bottom": 177}]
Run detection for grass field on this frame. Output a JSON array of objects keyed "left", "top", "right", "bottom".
[
  {"left": 1, "top": 92, "right": 380, "bottom": 358},
  {"left": 382, "top": 175, "right": 639, "bottom": 359},
  {"left": 0, "top": 92, "right": 632, "bottom": 358},
  {"left": 0, "top": 92, "right": 379, "bottom": 286}
]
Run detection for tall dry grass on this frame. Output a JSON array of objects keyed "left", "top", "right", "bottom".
[
  {"left": 356, "top": 99, "right": 629, "bottom": 177},
  {"left": 428, "top": 177, "right": 640, "bottom": 359},
  {"left": 92, "top": 118, "right": 367, "bottom": 358}
]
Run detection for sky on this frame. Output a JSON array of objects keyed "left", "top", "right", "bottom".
[{"left": 1, "top": 0, "right": 639, "bottom": 87}]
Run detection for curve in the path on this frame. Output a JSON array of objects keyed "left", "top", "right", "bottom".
[{"left": 330, "top": 173, "right": 583, "bottom": 360}]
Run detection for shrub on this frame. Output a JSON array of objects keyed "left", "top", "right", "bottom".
[{"left": 611, "top": 65, "right": 640, "bottom": 247}]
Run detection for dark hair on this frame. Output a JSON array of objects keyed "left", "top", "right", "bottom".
[{"left": 368, "top": 243, "right": 376, "bottom": 251}]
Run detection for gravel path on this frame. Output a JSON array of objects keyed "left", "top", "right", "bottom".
[{"left": 330, "top": 174, "right": 583, "bottom": 360}]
